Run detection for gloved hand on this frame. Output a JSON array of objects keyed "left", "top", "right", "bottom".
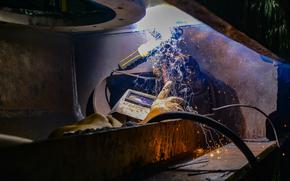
[
  {"left": 140, "top": 81, "right": 184, "bottom": 124},
  {"left": 49, "top": 113, "right": 122, "bottom": 138}
]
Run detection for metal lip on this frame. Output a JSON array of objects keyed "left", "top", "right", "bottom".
[{"left": 0, "top": 0, "right": 146, "bottom": 32}]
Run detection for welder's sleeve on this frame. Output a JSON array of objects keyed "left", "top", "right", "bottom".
[{"left": 49, "top": 113, "right": 122, "bottom": 138}]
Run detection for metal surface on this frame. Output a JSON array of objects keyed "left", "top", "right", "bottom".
[
  {"left": 0, "top": 25, "right": 75, "bottom": 139},
  {"left": 144, "top": 141, "right": 278, "bottom": 181},
  {"left": 0, "top": 0, "right": 146, "bottom": 32},
  {"left": 165, "top": 0, "right": 280, "bottom": 60},
  {"left": 0, "top": 134, "right": 32, "bottom": 147},
  {"left": 0, "top": 120, "right": 204, "bottom": 181}
]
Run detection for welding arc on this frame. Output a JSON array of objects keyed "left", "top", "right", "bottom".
[
  {"left": 212, "top": 104, "right": 280, "bottom": 148},
  {"left": 147, "top": 112, "right": 258, "bottom": 168}
]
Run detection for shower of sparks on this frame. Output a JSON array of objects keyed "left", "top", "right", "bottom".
[{"left": 133, "top": 27, "right": 227, "bottom": 151}]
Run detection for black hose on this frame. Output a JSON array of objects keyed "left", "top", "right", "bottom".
[
  {"left": 105, "top": 82, "right": 110, "bottom": 106},
  {"left": 147, "top": 112, "right": 258, "bottom": 168},
  {"left": 112, "top": 70, "right": 156, "bottom": 80},
  {"left": 212, "top": 104, "right": 280, "bottom": 148}
]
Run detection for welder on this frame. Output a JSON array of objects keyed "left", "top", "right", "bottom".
[
  {"left": 49, "top": 81, "right": 182, "bottom": 138},
  {"left": 50, "top": 54, "right": 245, "bottom": 139}
]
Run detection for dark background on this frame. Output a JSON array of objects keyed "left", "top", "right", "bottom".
[{"left": 195, "top": 0, "right": 290, "bottom": 61}]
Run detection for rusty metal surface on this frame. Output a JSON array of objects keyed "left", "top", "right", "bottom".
[
  {"left": 0, "top": 25, "right": 76, "bottom": 139},
  {"left": 0, "top": 26, "right": 73, "bottom": 111},
  {"left": 0, "top": 120, "right": 204, "bottom": 181},
  {"left": 144, "top": 141, "right": 278, "bottom": 181}
]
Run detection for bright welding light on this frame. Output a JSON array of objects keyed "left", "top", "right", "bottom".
[
  {"left": 136, "top": 4, "right": 202, "bottom": 32},
  {"left": 135, "top": 3, "right": 202, "bottom": 57},
  {"left": 119, "top": 3, "right": 202, "bottom": 69},
  {"left": 138, "top": 39, "right": 162, "bottom": 57}
]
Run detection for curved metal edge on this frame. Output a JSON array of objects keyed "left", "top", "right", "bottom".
[{"left": 0, "top": 0, "right": 146, "bottom": 32}]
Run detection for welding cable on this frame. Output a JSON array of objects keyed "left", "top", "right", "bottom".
[
  {"left": 104, "top": 71, "right": 115, "bottom": 106},
  {"left": 212, "top": 104, "right": 280, "bottom": 148},
  {"left": 105, "top": 83, "right": 110, "bottom": 106},
  {"left": 111, "top": 70, "right": 156, "bottom": 80},
  {"left": 147, "top": 112, "right": 258, "bottom": 168}
]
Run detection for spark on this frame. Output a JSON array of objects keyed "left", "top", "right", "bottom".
[
  {"left": 134, "top": 27, "right": 226, "bottom": 153},
  {"left": 216, "top": 149, "right": 221, "bottom": 154}
]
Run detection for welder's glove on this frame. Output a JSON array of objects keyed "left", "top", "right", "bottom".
[
  {"left": 140, "top": 81, "right": 185, "bottom": 124},
  {"left": 49, "top": 113, "right": 122, "bottom": 138}
]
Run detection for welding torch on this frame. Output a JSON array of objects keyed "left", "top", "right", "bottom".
[{"left": 118, "top": 39, "right": 162, "bottom": 70}]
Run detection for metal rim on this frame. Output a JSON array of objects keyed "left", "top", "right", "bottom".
[{"left": 0, "top": 0, "right": 146, "bottom": 32}]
